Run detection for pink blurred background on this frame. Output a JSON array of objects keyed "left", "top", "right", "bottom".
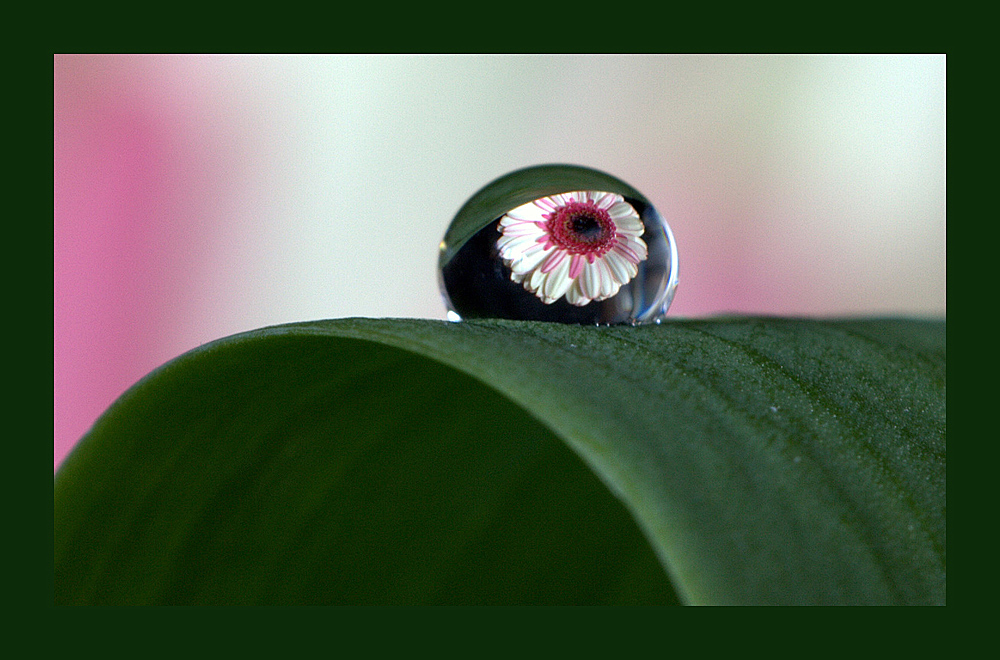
[{"left": 54, "top": 55, "right": 946, "bottom": 471}]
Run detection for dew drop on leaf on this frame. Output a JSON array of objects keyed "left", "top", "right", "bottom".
[{"left": 438, "top": 165, "right": 679, "bottom": 325}]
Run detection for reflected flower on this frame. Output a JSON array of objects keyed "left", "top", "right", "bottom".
[{"left": 496, "top": 191, "right": 648, "bottom": 306}]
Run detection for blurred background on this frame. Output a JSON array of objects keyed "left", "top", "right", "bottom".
[{"left": 54, "top": 55, "right": 946, "bottom": 470}]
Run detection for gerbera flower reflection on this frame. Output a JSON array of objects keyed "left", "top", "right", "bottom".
[{"left": 496, "top": 191, "right": 648, "bottom": 306}]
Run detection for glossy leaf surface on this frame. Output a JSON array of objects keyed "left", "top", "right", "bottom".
[{"left": 54, "top": 317, "right": 946, "bottom": 605}]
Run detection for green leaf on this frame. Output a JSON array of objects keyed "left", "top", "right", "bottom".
[{"left": 54, "top": 317, "right": 945, "bottom": 605}]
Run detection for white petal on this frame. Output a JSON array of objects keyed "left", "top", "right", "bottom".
[
  {"left": 608, "top": 200, "right": 636, "bottom": 217},
  {"left": 581, "top": 260, "right": 606, "bottom": 301},
  {"left": 614, "top": 235, "right": 648, "bottom": 264},
  {"left": 578, "top": 260, "right": 596, "bottom": 298},
  {"left": 629, "top": 235, "right": 649, "bottom": 260},
  {"left": 498, "top": 221, "right": 544, "bottom": 238},
  {"left": 508, "top": 244, "right": 550, "bottom": 275},
  {"left": 528, "top": 259, "right": 550, "bottom": 292},
  {"left": 597, "top": 260, "right": 619, "bottom": 299},
  {"left": 593, "top": 192, "right": 619, "bottom": 210},
  {"left": 541, "top": 193, "right": 563, "bottom": 208},
  {"left": 539, "top": 247, "right": 568, "bottom": 273},
  {"left": 565, "top": 280, "right": 592, "bottom": 306},
  {"left": 504, "top": 202, "right": 547, "bottom": 223},
  {"left": 498, "top": 233, "right": 543, "bottom": 258},
  {"left": 540, "top": 255, "right": 574, "bottom": 303},
  {"left": 533, "top": 196, "right": 560, "bottom": 213},
  {"left": 612, "top": 217, "right": 645, "bottom": 237},
  {"left": 603, "top": 249, "right": 637, "bottom": 284},
  {"left": 610, "top": 203, "right": 642, "bottom": 222}
]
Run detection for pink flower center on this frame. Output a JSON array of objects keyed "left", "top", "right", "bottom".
[{"left": 545, "top": 201, "right": 617, "bottom": 259}]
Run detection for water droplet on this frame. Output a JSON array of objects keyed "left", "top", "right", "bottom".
[{"left": 438, "top": 165, "right": 678, "bottom": 325}]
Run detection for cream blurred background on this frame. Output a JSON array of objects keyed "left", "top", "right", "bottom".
[{"left": 54, "top": 54, "right": 945, "bottom": 469}]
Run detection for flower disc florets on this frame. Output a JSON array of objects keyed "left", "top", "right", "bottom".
[
  {"left": 496, "top": 191, "right": 648, "bottom": 306},
  {"left": 547, "top": 201, "right": 618, "bottom": 257}
]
